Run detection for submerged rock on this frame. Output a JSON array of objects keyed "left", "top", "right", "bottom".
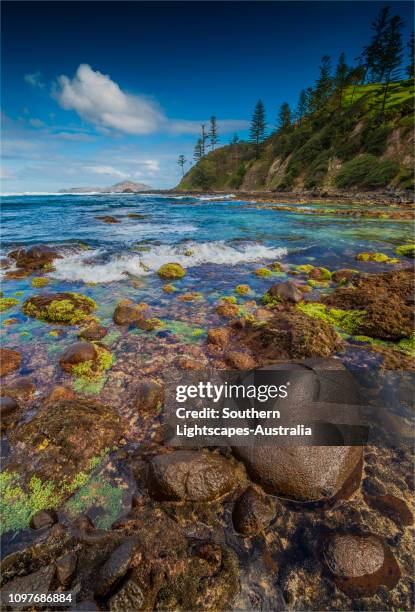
[
  {"left": 225, "top": 350, "right": 256, "bottom": 370},
  {"left": 234, "top": 445, "right": 362, "bottom": 503},
  {"left": 113, "top": 299, "right": 146, "bottom": 325},
  {"left": 324, "top": 534, "right": 384, "bottom": 578},
  {"left": 23, "top": 292, "right": 96, "bottom": 325},
  {"left": 95, "top": 215, "right": 121, "bottom": 223},
  {"left": 78, "top": 322, "right": 108, "bottom": 341},
  {"left": 0, "top": 396, "right": 19, "bottom": 417},
  {"left": 0, "top": 348, "right": 21, "bottom": 377},
  {"left": 323, "top": 532, "right": 400, "bottom": 597},
  {"left": 232, "top": 486, "right": 276, "bottom": 535},
  {"left": 148, "top": 450, "right": 237, "bottom": 502}
]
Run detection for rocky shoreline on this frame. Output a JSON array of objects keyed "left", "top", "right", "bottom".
[{"left": 0, "top": 233, "right": 414, "bottom": 610}]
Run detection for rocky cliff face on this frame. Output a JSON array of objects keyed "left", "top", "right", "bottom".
[{"left": 178, "top": 81, "right": 414, "bottom": 194}]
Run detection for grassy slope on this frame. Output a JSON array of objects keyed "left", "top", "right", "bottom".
[{"left": 178, "top": 80, "right": 414, "bottom": 192}]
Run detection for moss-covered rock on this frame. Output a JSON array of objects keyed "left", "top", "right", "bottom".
[
  {"left": 162, "top": 284, "right": 178, "bottom": 293},
  {"left": 23, "top": 293, "right": 96, "bottom": 325},
  {"left": 395, "top": 244, "right": 415, "bottom": 258},
  {"left": 297, "top": 302, "right": 366, "bottom": 335},
  {"left": 254, "top": 267, "right": 273, "bottom": 277},
  {"left": 356, "top": 252, "right": 398, "bottom": 264},
  {"left": 11, "top": 398, "right": 122, "bottom": 486},
  {"left": 0, "top": 297, "right": 19, "bottom": 312},
  {"left": 235, "top": 284, "right": 250, "bottom": 295},
  {"left": 157, "top": 263, "right": 186, "bottom": 279},
  {"left": 60, "top": 342, "right": 113, "bottom": 377},
  {"left": 31, "top": 277, "right": 49, "bottom": 288}
]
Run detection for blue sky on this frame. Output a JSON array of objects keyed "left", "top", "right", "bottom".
[{"left": 1, "top": 1, "right": 413, "bottom": 192}]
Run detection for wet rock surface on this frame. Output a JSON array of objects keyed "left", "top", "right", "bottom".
[
  {"left": 148, "top": 450, "right": 239, "bottom": 501},
  {"left": 232, "top": 486, "right": 276, "bottom": 535},
  {"left": 0, "top": 348, "right": 21, "bottom": 377},
  {"left": 11, "top": 398, "right": 123, "bottom": 483},
  {"left": 8, "top": 245, "right": 61, "bottom": 271},
  {"left": 267, "top": 280, "right": 303, "bottom": 303}
]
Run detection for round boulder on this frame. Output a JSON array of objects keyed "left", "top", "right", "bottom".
[
  {"left": 59, "top": 342, "right": 97, "bottom": 373},
  {"left": 232, "top": 487, "right": 276, "bottom": 536},
  {"left": 267, "top": 281, "right": 303, "bottom": 303},
  {"left": 148, "top": 450, "right": 237, "bottom": 502},
  {"left": 157, "top": 263, "right": 186, "bottom": 280}
]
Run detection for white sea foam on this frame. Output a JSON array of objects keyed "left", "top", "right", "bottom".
[{"left": 50, "top": 241, "right": 287, "bottom": 283}]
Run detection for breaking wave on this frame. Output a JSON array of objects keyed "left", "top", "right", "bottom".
[{"left": 51, "top": 241, "right": 288, "bottom": 283}]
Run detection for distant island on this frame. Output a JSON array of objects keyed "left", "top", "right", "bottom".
[{"left": 59, "top": 180, "right": 152, "bottom": 194}]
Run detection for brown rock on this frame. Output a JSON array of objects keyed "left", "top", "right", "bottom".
[
  {"left": 216, "top": 302, "right": 240, "bottom": 318},
  {"left": 0, "top": 348, "right": 21, "bottom": 377},
  {"left": 1, "top": 377, "right": 36, "bottom": 400},
  {"left": 11, "top": 398, "right": 122, "bottom": 483},
  {"left": 44, "top": 385, "right": 76, "bottom": 406},
  {"left": 78, "top": 322, "right": 108, "bottom": 341},
  {"left": 267, "top": 281, "right": 303, "bottom": 303},
  {"left": 30, "top": 509, "right": 58, "bottom": 530},
  {"left": 56, "top": 552, "right": 77, "bottom": 587},
  {"left": 113, "top": 300, "right": 145, "bottom": 325},
  {"left": 332, "top": 269, "right": 359, "bottom": 283},
  {"left": 8, "top": 245, "right": 60, "bottom": 271},
  {"left": 0, "top": 396, "right": 19, "bottom": 417},
  {"left": 95, "top": 539, "right": 140, "bottom": 597},
  {"left": 365, "top": 494, "right": 413, "bottom": 526},
  {"left": 95, "top": 215, "right": 121, "bottom": 223},
  {"left": 59, "top": 341, "right": 97, "bottom": 373},
  {"left": 148, "top": 450, "right": 237, "bottom": 502},
  {"left": 226, "top": 350, "right": 256, "bottom": 370},
  {"left": 177, "top": 356, "right": 204, "bottom": 370},
  {"left": 232, "top": 487, "right": 276, "bottom": 535},
  {"left": 207, "top": 327, "right": 230, "bottom": 346},
  {"left": 324, "top": 534, "right": 384, "bottom": 578}
]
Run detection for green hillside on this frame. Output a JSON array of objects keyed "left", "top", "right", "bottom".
[{"left": 178, "top": 80, "right": 414, "bottom": 193}]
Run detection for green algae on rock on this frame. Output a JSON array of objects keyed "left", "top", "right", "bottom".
[
  {"left": 297, "top": 302, "right": 366, "bottom": 335},
  {"left": 31, "top": 277, "right": 50, "bottom": 288},
  {"left": 235, "top": 284, "right": 250, "bottom": 295},
  {"left": 157, "top": 262, "right": 186, "bottom": 279},
  {"left": 356, "top": 252, "right": 399, "bottom": 264},
  {"left": 395, "top": 244, "right": 415, "bottom": 258},
  {"left": 254, "top": 267, "right": 273, "bottom": 277},
  {"left": 0, "top": 297, "right": 19, "bottom": 312},
  {"left": 60, "top": 342, "right": 113, "bottom": 378},
  {"left": 23, "top": 292, "right": 96, "bottom": 324}
]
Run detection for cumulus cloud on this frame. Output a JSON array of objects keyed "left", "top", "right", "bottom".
[
  {"left": 54, "top": 64, "right": 249, "bottom": 136},
  {"left": 54, "top": 64, "right": 164, "bottom": 135},
  {"left": 29, "top": 118, "right": 45, "bottom": 128},
  {"left": 24, "top": 71, "right": 45, "bottom": 88}
]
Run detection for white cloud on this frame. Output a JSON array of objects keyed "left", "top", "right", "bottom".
[
  {"left": 24, "top": 71, "right": 45, "bottom": 88},
  {"left": 54, "top": 64, "right": 249, "bottom": 136},
  {"left": 84, "top": 165, "right": 127, "bottom": 178},
  {"left": 54, "top": 64, "right": 164, "bottom": 135}
]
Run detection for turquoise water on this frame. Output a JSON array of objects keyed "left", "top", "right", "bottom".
[{"left": 1, "top": 192, "right": 412, "bottom": 358}]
